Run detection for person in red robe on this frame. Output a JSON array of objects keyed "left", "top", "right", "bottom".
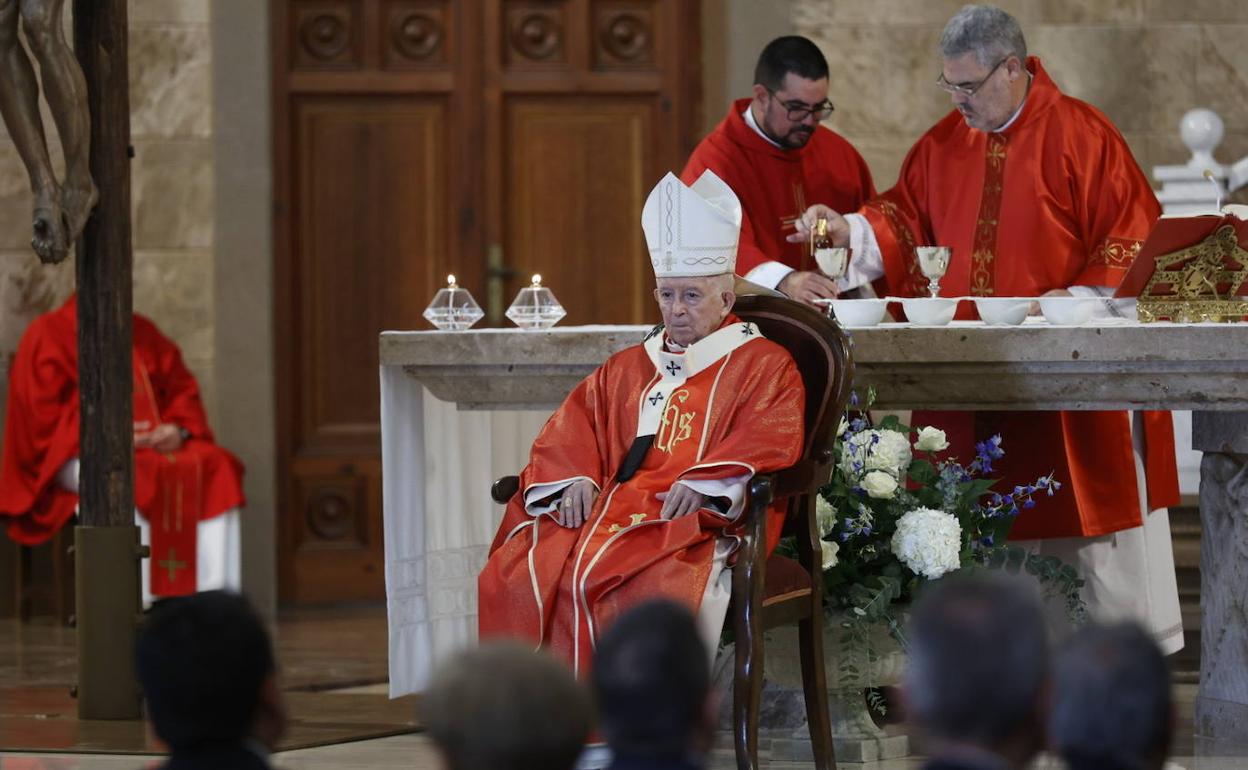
[
  {"left": 0, "top": 296, "right": 245, "bottom": 596},
  {"left": 479, "top": 171, "right": 806, "bottom": 676},
  {"left": 795, "top": 5, "right": 1183, "bottom": 652},
  {"left": 681, "top": 35, "right": 875, "bottom": 306}
]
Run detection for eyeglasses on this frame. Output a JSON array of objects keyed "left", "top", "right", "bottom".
[
  {"left": 765, "top": 88, "right": 835, "bottom": 122},
  {"left": 936, "top": 57, "right": 1009, "bottom": 97}
]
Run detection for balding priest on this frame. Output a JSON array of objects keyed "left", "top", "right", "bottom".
[
  {"left": 793, "top": 4, "right": 1183, "bottom": 652},
  {"left": 478, "top": 171, "right": 806, "bottom": 675}
]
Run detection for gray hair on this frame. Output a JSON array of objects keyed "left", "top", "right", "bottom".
[
  {"left": 939, "top": 5, "right": 1027, "bottom": 68},
  {"left": 422, "top": 643, "right": 592, "bottom": 770},
  {"left": 1050, "top": 622, "right": 1173, "bottom": 770},
  {"left": 904, "top": 573, "right": 1048, "bottom": 748}
]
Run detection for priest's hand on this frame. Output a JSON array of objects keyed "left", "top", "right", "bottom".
[
  {"left": 134, "top": 423, "right": 184, "bottom": 453},
  {"left": 778, "top": 271, "right": 839, "bottom": 305},
  {"left": 556, "top": 480, "right": 598, "bottom": 527},
  {"left": 656, "top": 483, "right": 705, "bottom": 520},
  {"left": 786, "top": 204, "right": 851, "bottom": 247}
]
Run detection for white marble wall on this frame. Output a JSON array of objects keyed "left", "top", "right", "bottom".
[
  {"left": 0, "top": 0, "right": 216, "bottom": 425},
  {"left": 793, "top": 0, "right": 1248, "bottom": 190}
]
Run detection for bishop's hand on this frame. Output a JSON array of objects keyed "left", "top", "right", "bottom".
[
  {"left": 656, "top": 483, "right": 706, "bottom": 520},
  {"left": 556, "top": 479, "right": 599, "bottom": 528},
  {"left": 779, "top": 271, "right": 839, "bottom": 306},
  {"left": 787, "top": 204, "right": 850, "bottom": 247}
]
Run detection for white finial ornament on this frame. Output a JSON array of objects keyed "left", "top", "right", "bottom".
[{"left": 1181, "top": 108, "right": 1224, "bottom": 172}]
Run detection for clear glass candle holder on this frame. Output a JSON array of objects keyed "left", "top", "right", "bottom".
[
  {"left": 505, "top": 273, "right": 566, "bottom": 330},
  {"left": 423, "top": 275, "right": 485, "bottom": 331}
]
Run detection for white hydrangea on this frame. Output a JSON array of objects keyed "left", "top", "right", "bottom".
[
  {"left": 914, "top": 426, "right": 950, "bottom": 453},
  {"left": 840, "top": 429, "right": 913, "bottom": 478},
  {"left": 815, "top": 495, "right": 837, "bottom": 537},
  {"left": 861, "top": 470, "right": 898, "bottom": 499},
  {"left": 821, "top": 539, "right": 840, "bottom": 571},
  {"left": 890, "top": 507, "right": 962, "bottom": 579}
]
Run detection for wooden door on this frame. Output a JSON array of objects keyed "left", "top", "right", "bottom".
[{"left": 273, "top": 0, "right": 700, "bottom": 604}]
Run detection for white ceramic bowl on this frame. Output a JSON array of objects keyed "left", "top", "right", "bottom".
[
  {"left": 1038, "top": 296, "right": 1100, "bottom": 325},
  {"left": 827, "top": 298, "right": 888, "bottom": 327},
  {"left": 974, "top": 297, "right": 1032, "bottom": 326},
  {"left": 900, "top": 297, "right": 959, "bottom": 326}
]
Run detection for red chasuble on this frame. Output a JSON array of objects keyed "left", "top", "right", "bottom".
[
  {"left": 0, "top": 298, "right": 245, "bottom": 595},
  {"left": 478, "top": 316, "right": 805, "bottom": 675},
  {"left": 682, "top": 98, "right": 876, "bottom": 277},
  {"left": 859, "top": 58, "right": 1178, "bottom": 539}
]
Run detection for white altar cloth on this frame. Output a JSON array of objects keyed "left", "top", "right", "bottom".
[{"left": 381, "top": 364, "right": 548, "bottom": 696}]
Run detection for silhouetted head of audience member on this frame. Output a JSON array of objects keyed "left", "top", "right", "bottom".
[
  {"left": 1050, "top": 621, "right": 1173, "bottom": 770},
  {"left": 422, "top": 642, "right": 592, "bottom": 770},
  {"left": 904, "top": 573, "right": 1049, "bottom": 770},
  {"left": 592, "top": 599, "right": 713, "bottom": 762},
  {"left": 136, "top": 590, "right": 287, "bottom": 754}
]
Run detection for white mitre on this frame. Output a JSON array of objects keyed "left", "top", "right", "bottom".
[{"left": 641, "top": 170, "right": 742, "bottom": 278}]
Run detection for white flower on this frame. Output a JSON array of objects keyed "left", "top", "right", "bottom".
[
  {"left": 861, "top": 470, "right": 898, "bottom": 499},
  {"left": 837, "top": 416, "right": 850, "bottom": 437},
  {"left": 890, "top": 507, "right": 962, "bottom": 579},
  {"left": 820, "top": 539, "right": 840, "bottom": 571},
  {"left": 815, "top": 495, "right": 837, "bottom": 537},
  {"left": 914, "top": 426, "right": 950, "bottom": 453},
  {"left": 840, "top": 429, "right": 913, "bottom": 478}
]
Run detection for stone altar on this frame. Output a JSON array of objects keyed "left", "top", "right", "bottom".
[{"left": 380, "top": 320, "right": 1248, "bottom": 742}]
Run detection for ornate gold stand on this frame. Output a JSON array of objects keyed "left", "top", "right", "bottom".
[{"left": 1138, "top": 224, "right": 1248, "bottom": 323}]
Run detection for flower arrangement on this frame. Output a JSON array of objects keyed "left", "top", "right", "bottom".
[{"left": 798, "top": 389, "right": 1085, "bottom": 703}]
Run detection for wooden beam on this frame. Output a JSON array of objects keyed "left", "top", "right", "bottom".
[{"left": 72, "top": 0, "right": 140, "bottom": 720}]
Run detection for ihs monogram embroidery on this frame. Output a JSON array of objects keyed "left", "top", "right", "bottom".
[{"left": 655, "top": 389, "right": 696, "bottom": 453}]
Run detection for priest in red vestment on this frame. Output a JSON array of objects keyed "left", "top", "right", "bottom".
[
  {"left": 0, "top": 297, "right": 245, "bottom": 597},
  {"left": 794, "top": 5, "right": 1183, "bottom": 652},
  {"left": 681, "top": 35, "right": 875, "bottom": 306},
  {"left": 479, "top": 171, "right": 806, "bottom": 676}
]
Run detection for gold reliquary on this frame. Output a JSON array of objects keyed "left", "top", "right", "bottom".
[{"left": 1114, "top": 212, "right": 1248, "bottom": 323}]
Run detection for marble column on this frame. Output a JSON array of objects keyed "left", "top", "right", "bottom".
[{"left": 1193, "top": 412, "right": 1248, "bottom": 740}]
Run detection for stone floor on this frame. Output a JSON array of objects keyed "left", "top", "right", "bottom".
[{"left": 3, "top": 606, "right": 1248, "bottom": 769}]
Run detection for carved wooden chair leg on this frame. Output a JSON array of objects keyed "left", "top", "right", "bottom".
[
  {"left": 799, "top": 611, "right": 837, "bottom": 770},
  {"left": 733, "top": 601, "right": 763, "bottom": 770}
]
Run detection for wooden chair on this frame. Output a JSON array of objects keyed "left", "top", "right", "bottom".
[{"left": 490, "top": 294, "right": 854, "bottom": 770}]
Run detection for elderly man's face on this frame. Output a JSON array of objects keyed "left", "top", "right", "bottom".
[
  {"left": 940, "top": 52, "right": 1026, "bottom": 132},
  {"left": 654, "top": 276, "right": 734, "bottom": 347}
]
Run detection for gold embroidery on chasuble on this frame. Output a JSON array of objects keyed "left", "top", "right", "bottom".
[
  {"left": 655, "top": 389, "right": 699, "bottom": 454},
  {"left": 608, "top": 513, "right": 649, "bottom": 533},
  {"left": 874, "top": 199, "right": 926, "bottom": 296},
  {"left": 970, "top": 133, "right": 1009, "bottom": 296},
  {"left": 1090, "top": 237, "right": 1143, "bottom": 268}
]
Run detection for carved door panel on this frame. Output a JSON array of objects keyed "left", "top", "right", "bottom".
[{"left": 273, "top": 0, "right": 699, "bottom": 604}]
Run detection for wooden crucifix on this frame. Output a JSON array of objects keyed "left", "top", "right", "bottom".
[{"left": 1, "top": 0, "right": 139, "bottom": 720}]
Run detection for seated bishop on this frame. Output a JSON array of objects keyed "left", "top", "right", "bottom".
[
  {"left": 0, "top": 296, "right": 245, "bottom": 602},
  {"left": 478, "top": 171, "right": 806, "bottom": 675}
]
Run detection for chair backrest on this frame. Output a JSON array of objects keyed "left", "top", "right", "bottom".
[{"left": 732, "top": 295, "right": 854, "bottom": 467}]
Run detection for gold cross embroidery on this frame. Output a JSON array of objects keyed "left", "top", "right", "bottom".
[
  {"left": 159, "top": 547, "right": 188, "bottom": 584},
  {"left": 987, "top": 139, "right": 1007, "bottom": 169},
  {"left": 608, "top": 513, "right": 648, "bottom": 533}
]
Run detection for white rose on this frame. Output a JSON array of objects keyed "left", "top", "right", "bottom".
[
  {"left": 840, "top": 429, "right": 913, "bottom": 478},
  {"left": 890, "top": 507, "right": 963, "bottom": 580},
  {"left": 820, "top": 539, "right": 840, "bottom": 571},
  {"left": 861, "top": 470, "right": 898, "bottom": 499},
  {"left": 914, "top": 426, "right": 950, "bottom": 453},
  {"left": 815, "top": 495, "right": 837, "bottom": 537}
]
